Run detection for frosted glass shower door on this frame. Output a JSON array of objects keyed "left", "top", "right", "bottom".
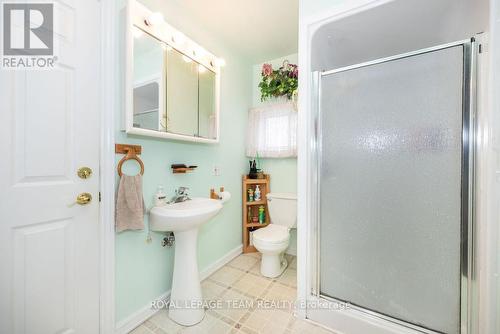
[{"left": 318, "top": 45, "right": 470, "bottom": 334}]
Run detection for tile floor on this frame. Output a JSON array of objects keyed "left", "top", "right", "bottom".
[{"left": 131, "top": 252, "right": 334, "bottom": 334}]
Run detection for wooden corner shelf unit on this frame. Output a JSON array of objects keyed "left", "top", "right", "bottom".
[{"left": 242, "top": 174, "right": 270, "bottom": 253}]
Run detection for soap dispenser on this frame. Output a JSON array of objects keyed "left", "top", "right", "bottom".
[
  {"left": 254, "top": 185, "right": 262, "bottom": 201},
  {"left": 155, "top": 185, "right": 167, "bottom": 206}
]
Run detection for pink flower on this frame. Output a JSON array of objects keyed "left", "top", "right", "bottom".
[{"left": 262, "top": 63, "right": 273, "bottom": 77}]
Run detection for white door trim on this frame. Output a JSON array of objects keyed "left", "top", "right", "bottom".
[
  {"left": 297, "top": 0, "right": 391, "bottom": 320},
  {"left": 100, "top": 0, "right": 117, "bottom": 333}
]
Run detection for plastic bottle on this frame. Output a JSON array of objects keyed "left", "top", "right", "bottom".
[
  {"left": 254, "top": 185, "right": 261, "bottom": 201},
  {"left": 155, "top": 185, "right": 167, "bottom": 206},
  {"left": 258, "top": 206, "right": 265, "bottom": 224},
  {"left": 248, "top": 188, "right": 254, "bottom": 202}
]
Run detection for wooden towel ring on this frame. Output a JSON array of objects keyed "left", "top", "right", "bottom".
[{"left": 115, "top": 144, "right": 145, "bottom": 177}]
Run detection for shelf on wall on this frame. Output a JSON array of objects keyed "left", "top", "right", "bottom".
[
  {"left": 244, "top": 178, "right": 269, "bottom": 184},
  {"left": 172, "top": 167, "right": 196, "bottom": 174},
  {"left": 171, "top": 164, "right": 197, "bottom": 174},
  {"left": 246, "top": 223, "right": 269, "bottom": 228},
  {"left": 246, "top": 200, "right": 266, "bottom": 206}
]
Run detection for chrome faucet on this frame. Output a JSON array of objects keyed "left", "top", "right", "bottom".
[{"left": 169, "top": 186, "right": 191, "bottom": 203}]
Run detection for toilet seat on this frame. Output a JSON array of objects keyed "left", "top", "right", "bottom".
[
  {"left": 253, "top": 225, "right": 289, "bottom": 244},
  {"left": 253, "top": 224, "right": 290, "bottom": 278}
]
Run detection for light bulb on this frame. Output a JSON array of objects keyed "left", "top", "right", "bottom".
[
  {"left": 215, "top": 58, "right": 226, "bottom": 67},
  {"left": 133, "top": 27, "right": 143, "bottom": 39},
  {"left": 173, "top": 32, "right": 185, "bottom": 44},
  {"left": 145, "top": 12, "right": 164, "bottom": 26},
  {"left": 196, "top": 47, "right": 206, "bottom": 58}
]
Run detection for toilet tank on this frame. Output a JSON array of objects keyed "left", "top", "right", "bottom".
[{"left": 266, "top": 193, "right": 297, "bottom": 228}]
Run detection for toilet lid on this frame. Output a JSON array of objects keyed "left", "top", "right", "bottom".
[{"left": 253, "top": 225, "right": 289, "bottom": 244}]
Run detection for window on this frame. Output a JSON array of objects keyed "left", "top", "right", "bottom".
[{"left": 246, "top": 103, "right": 297, "bottom": 158}]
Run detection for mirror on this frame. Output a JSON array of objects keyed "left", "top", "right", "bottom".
[
  {"left": 164, "top": 49, "right": 217, "bottom": 139},
  {"left": 198, "top": 69, "right": 217, "bottom": 139},
  {"left": 166, "top": 49, "right": 199, "bottom": 136},
  {"left": 126, "top": 3, "right": 220, "bottom": 143},
  {"left": 132, "top": 30, "right": 164, "bottom": 131}
]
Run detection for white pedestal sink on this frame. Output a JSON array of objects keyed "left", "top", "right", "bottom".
[{"left": 150, "top": 198, "right": 223, "bottom": 326}]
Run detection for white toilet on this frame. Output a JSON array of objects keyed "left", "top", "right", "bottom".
[{"left": 253, "top": 192, "right": 297, "bottom": 278}]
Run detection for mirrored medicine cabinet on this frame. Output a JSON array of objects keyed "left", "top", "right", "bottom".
[{"left": 125, "top": 0, "right": 220, "bottom": 143}]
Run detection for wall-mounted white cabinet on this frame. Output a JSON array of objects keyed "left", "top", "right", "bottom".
[{"left": 125, "top": 0, "right": 221, "bottom": 143}]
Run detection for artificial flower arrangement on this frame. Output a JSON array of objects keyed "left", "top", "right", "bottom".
[{"left": 259, "top": 60, "right": 298, "bottom": 101}]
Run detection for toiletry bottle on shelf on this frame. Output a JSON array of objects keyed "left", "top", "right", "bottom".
[
  {"left": 258, "top": 206, "right": 265, "bottom": 224},
  {"left": 248, "top": 188, "right": 254, "bottom": 202},
  {"left": 254, "top": 185, "right": 261, "bottom": 201},
  {"left": 155, "top": 185, "right": 166, "bottom": 206}
]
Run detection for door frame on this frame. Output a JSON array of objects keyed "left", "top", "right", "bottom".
[
  {"left": 297, "top": 0, "right": 499, "bottom": 333},
  {"left": 100, "top": 0, "right": 118, "bottom": 333},
  {"left": 298, "top": 1, "right": 396, "bottom": 321}
]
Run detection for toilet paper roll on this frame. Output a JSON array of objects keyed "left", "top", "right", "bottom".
[{"left": 219, "top": 191, "right": 231, "bottom": 204}]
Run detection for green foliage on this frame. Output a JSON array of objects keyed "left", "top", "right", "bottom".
[{"left": 259, "top": 62, "right": 298, "bottom": 102}]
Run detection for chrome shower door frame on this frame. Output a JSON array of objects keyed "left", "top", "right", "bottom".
[{"left": 309, "top": 39, "right": 477, "bottom": 334}]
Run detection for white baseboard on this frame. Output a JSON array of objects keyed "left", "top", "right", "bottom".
[
  {"left": 286, "top": 246, "right": 297, "bottom": 256},
  {"left": 115, "top": 244, "right": 243, "bottom": 334},
  {"left": 115, "top": 291, "right": 170, "bottom": 334},
  {"left": 286, "top": 231, "right": 297, "bottom": 256},
  {"left": 200, "top": 244, "right": 243, "bottom": 280}
]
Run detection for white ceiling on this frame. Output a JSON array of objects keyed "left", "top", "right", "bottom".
[
  {"left": 141, "top": 0, "right": 298, "bottom": 64},
  {"left": 311, "top": 0, "right": 489, "bottom": 71},
  {"left": 177, "top": 0, "right": 298, "bottom": 63}
]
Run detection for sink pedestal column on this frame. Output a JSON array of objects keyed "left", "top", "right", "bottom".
[{"left": 168, "top": 228, "right": 205, "bottom": 326}]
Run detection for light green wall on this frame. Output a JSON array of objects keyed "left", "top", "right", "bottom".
[
  {"left": 115, "top": 0, "right": 253, "bottom": 323},
  {"left": 252, "top": 53, "right": 298, "bottom": 253},
  {"left": 251, "top": 53, "right": 298, "bottom": 194}
]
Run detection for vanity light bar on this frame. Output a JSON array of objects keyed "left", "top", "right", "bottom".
[
  {"left": 215, "top": 58, "right": 226, "bottom": 67},
  {"left": 161, "top": 43, "right": 172, "bottom": 51},
  {"left": 132, "top": 0, "right": 223, "bottom": 72},
  {"left": 132, "top": 26, "right": 143, "bottom": 38},
  {"left": 172, "top": 32, "right": 185, "bottom": 45},
  {"left": 144, "top": 12, "right": 164, "bottom": 26}
]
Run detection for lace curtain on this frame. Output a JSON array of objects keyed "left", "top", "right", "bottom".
[{"left": 246, "top": 102, "right": 297, "bottom": 158}]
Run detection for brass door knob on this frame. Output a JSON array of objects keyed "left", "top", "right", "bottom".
[
  {"left": 76, "top": 193, "right": 92, "bottom": 205},
  {"left": 77, "top": 167, "right": 93, "bottom": 179}
]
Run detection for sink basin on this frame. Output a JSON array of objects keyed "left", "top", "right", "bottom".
[
  {"left": 149, "top": 197, "right": 223, "bottom": 326},
  {"left": 150, "top": 197, "right": 222, "bottom": 232}
]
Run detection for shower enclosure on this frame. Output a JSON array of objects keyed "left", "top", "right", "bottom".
[{"left": 309, "top": 40, "right": 476, "bottom": 334}]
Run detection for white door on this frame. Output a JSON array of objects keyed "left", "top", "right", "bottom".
[{"left": 0, "top": 1, "right": 101, "bottom": 333}]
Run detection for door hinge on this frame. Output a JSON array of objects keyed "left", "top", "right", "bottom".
[{"left": 99, "top": 191, "right": 101, "bottom": 202}]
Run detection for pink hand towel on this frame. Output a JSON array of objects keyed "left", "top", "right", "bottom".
[{"left": 115, "top": 174, "right": 145, "bottom": 232}]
